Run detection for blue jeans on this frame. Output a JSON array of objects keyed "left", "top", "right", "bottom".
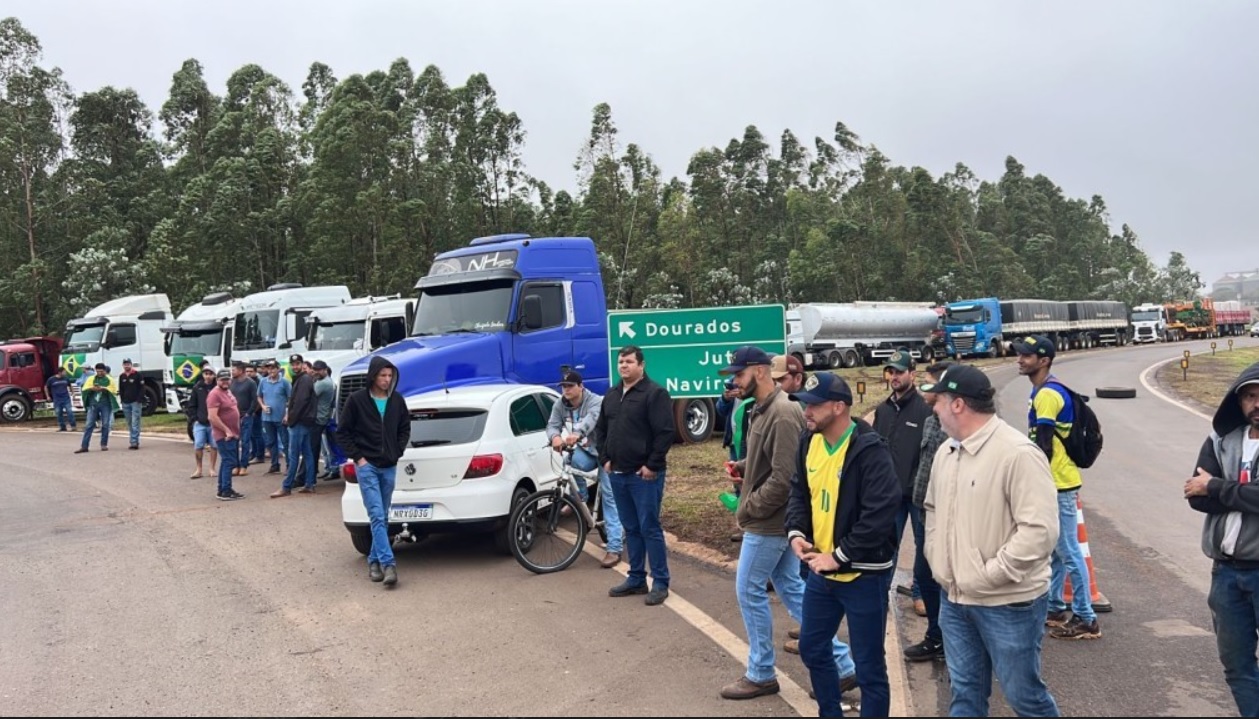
[
  {"left": 358, "top": 462, "right": 397, "bottom": 567},
  {"left": 1048, "top": 490, "right": 1095, "bottom": 622},
  {"left": 121, "top": 401, "right": 142, "bottom": 446},
  {"left": 54, "top": 396, "right": 75, "bottom": 430},
  {"left": 911, "top": 506, "right": 942, "bottom": 643},
  {"left": 236, "top": 415, "right": 253, "bottom": 466},
  {"left": 609, "top": 470, "right": 669, "bottom": 589},
  {"left": 737, "top": 533, "right": 855, "bottom": 683},
  {"left": 322, "top": 418, "right": 346, "bottom": 468},
  {"left": 217, "top": 437, "right": 239, "bottom": 496},
  {"left": 263, "top": 420, "right": 287, "bottom": 469},
  {"left": 80, "top": 404, "right": 111, "bottom": 449},
  {"left": 799, "top": 572, "right": 889, "bottom": 717},
  {"left": 1209, "top": 562, "right": 1259, "bottom": 716},
  {"left": 598, "top": 467, "right": 623, "bottom": 554},
  {"left": 251, "top": 414, "right": 266, "bottom": 461},
  {"left": 939, "top": 593, "right": 1059, "bottom": 717},
  {"left": 282, "top": 424, "right": 316, "bottom": 490}
]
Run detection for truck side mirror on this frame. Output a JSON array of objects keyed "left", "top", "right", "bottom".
[{"left": 520, "top": 295, "right": 543, "bottom": 331}]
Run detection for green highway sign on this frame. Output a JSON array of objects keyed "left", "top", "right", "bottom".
[{"left": 607, "top": 305, "right": 786, "bottom": 398}]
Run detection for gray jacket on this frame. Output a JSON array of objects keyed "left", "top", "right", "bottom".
[
  {"left": 546, "top": 388, "right": 602, "bottom": 453},
  {"left": 1190, "top": 361, "right": 1259, "bottom": 562}
]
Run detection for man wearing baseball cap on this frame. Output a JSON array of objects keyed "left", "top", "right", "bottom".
[
  {"left": 1012, "top": 334, "right": 1100, "bottom": 640},
  {"left": 1185, "top": 360, "right": 1259, "bottom": 715},
  {"left": 921, "top": 363, "right": 1061, "bottom": 715},
  {"left": 785, "top": 371, "right": 900, "bottom": 716},
  {"left": 770, "top": 354, "right": 806, "bottom": 396},
  {"left": 207, "top": 369, "right": 245, "bottom": 501}
]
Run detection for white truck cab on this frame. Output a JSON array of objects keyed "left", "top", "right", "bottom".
[
  {"left": 304, "top": 295, "right": 415, "bottom": 380},
  {"left": 162, "top": 292, "right": 244, "bottom": 413},
  {"left": 230, "top": 283, "right": 352, "bottom": 374},
  {"left": 59, "top": 293, "right": 172, "bottom": 414}
]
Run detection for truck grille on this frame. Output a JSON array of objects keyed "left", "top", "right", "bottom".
[
  {"left": 337, "top": 372, "right": 368, "bottom": 418},
  {"left": 952, "top": 337, "right": 975, "bottom": 353}
]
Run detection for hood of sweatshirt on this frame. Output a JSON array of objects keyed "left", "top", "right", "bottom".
[
  {"left": 1214, "top": 360, "right": 1259, "bottom": 437},
  {"left": 368, "top": 355, "right": 400, "bottom": 395}
]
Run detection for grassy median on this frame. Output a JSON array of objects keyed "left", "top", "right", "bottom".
[{"left": 1154, "top": 346, "right": 1259, "bottom": 415}]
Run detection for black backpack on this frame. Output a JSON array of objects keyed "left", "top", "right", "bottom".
[{"left": 1043, "top": 381, "right": 1103, "bottom": 469}]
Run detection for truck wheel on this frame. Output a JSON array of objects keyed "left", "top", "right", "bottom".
[
  {"left": 348, "top": 525, "right": 373, "bottom": 556},
  {"left": 674, "top": 398, "right": 714, "bottom": 444},
  {"left": 0, "top": 394, "right": 32, "bottom": 423},
  {"left": 1095, "top": 387, "right": 1137, "bottom": 399},
  {"left": 919, "top": 346, "right": 934, "bottom": 362},
  {"left": 827, "top": 352, "right": 843, "bottom": 370},
  {"left": 791, "top": 352, "right": 807, "bottom": 369},
  {"left": 843, "top": 349, "right": 861, "bottom": 368},
  {"left": 141, "top": 384, "right": 161, "bottom": 416}
]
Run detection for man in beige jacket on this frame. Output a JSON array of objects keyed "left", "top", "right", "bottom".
[{"left": 922, "top": 363, "right": 1061, "bottom": 717}]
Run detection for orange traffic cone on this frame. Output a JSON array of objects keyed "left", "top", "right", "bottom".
[{"left": 1064, "top": 494, "right": 1113, "bottom": 613}]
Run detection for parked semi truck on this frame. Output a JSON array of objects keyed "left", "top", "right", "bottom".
[
  {"left": 1167, "top": 299, "right": 1216, "bottom": 341},
  {"left": 161, "top": 291, "right": 244, "bottom": 413},
  {"left": 1066, "top": 301, "right": 1130, "bottom": 348},
  {"left": 59, "top": 294, "right": 172, "bottom": 415},
  {"left": 230, "top": 283, "right": 352, "bottom": 373},
  {"left": 0, "top": 336, "right": 63, "bottom": 422},
  {"left": 785, "top": 302, "right": 940, "bottom": 369},
  {"left": 944, "top": 298, "right": 1070, "bottom": 357},
  {"left": 336, "top": 233, "right": 733, "bottom": 447},
  {"left": 1130, "top": 303, "right": 1171, "bottom": 344},
  {"left": 1215, "top": 300, "right": 1251, "bottom": 336},
  {"left": 304, "top": 295, "right": 415, "bottom": 379}
]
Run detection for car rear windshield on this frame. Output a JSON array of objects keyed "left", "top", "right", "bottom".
[{"left": 409, "top": 408, "right": 488, "bottom": 447}]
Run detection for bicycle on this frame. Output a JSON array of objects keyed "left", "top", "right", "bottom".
[{"left": 508, "top": 444, "right": 607, "bottom": 574}]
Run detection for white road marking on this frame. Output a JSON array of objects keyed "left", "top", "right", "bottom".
[{"left": 1139, "top": 357, "right": 1213, "bottom": 422}]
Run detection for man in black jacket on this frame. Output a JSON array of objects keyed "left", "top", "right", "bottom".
[
  {"left": 595, "top": 345, "right": 676, "bottom": 606},
  {"left": 272, "top": 354, "right": 319, "bottom": 497},
  {"left": 337, "top": 356, "right": 411, "bottom": 587},
  {"left": 187, "top": 366, "right": 218, "bottom": 478},
  {"left": 785, "top": 371, "right": 900, "bottom": 717}
]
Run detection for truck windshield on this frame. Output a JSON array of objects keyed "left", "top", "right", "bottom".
[
  {"left": 64, "top": 323, "right": 106, "bottom": 352},
  {"left": 171, "top": 330, "right": 223, "bottom": 356},
  {"left": 309, "top": 321, "right": 365, "bottom": 350},
  {"left": 1131, "top": 310, "right": 1161, "bottom": 322},
  {"left": 945, "top": 307, "right": 985, "bottom": 325},
  {"left": 412, "top": 280, "right": 513, "bottom": 336},
  {"left": 234, "top": 310, "right": 280, "bottom": 350}
]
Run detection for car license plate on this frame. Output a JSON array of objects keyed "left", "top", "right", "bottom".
[{"left": 389, "top": 504, "right": 433, "bottom": 521}]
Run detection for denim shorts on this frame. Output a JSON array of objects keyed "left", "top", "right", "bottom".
[{"left": 193, "top": 422, "right": 216, "bottom": 450}]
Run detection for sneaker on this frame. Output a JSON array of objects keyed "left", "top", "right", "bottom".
[
  {"left": 609, "top": 580, "right": 648, "bottom": 597},
  {"left": 368, "top": 562, "right": 384, "bottom": 582},
  {"left": 297, "top": 486, "right": 316, "bottom": 494},
  {"left": 720, "top": 676, "right": 780, "bottom": 700},
  {"left": 645, "top": 587, "right": 669, "bottom": 606},
  {"left": 226, "top": 491, "right": 244, "bottom": 500},
  {"left": 1050, "top": 615, "right": 1100, "bottom": 640},
  {"left": 382, "top": 565, "right": 397, "bottom": 587},
  {"left": 784, "top": 639, "right": 799, "bottom": 655},
  {"left": 129, "top": 445, "right": 138, "bottom": 450},
  {"left": 903, "top": 637, "right": 945, "bottom": 661},
  {"left": 1045, "top": 610, "right": 1070, "bottom": 628},
  {"left": 217, "top": 491, "right": 244, "bottom": 502}
]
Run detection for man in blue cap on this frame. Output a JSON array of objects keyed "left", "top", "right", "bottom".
[{"left": 785, "top": 371, "right": 900, "bottom": 717}]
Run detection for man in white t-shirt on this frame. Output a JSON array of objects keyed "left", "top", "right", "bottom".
[{"left": 1185, "top": 360, "right": 1259, "bottom": 716}]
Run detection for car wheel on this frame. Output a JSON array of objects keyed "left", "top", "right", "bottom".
[
  {"left": 494, "top": 485, "right": 532, "bottom": 555},
  {"left": 348, "top": 525, "right": 373, "bottom": 556},
  {"left": 1095, "top": 387, "right": 1137, "bottom": 400}
]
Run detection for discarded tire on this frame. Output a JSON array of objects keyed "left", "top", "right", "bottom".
[{"left": 1095, "top": 387, "right": 1137, "bottom": 399}]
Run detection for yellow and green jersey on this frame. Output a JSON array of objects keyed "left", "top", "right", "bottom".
[
  {"left": 807, "top": 425, "right": 861, "bottom": 582},
  {"left": 1029, "top": 381, "right": 1082, "bottom": 491}
]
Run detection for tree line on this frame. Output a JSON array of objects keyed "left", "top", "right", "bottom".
[{"left": 0, "top": 16, "right": 1203, "bottom": 339}]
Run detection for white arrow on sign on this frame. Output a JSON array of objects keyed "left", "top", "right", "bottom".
[{"left": 618, "top": 320, "right": 636, "bottom": 339}]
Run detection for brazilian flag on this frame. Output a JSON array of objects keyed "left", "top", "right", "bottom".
[
  {"left": 172, "top": 354, "right": 203, "bottom": 386},
  {"left": 60, "top": 353, "right": 87, "bottom": 379}
]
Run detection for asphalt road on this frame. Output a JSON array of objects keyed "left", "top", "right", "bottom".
[
  {"left": 895, "top": 336, "right": 1259, "bottom": 716},
  {"left": 3, "top": 336, "right": 1254, "bottom": 716}
]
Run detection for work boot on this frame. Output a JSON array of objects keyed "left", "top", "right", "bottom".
[
  {"left": 368, "top": 562, "right": 384, "bottom": 582},
  {"left": 720, "top": 676, "right": 780, "bottom": 700},
  {"left": 608, "top": 580, "right": 648, "bottom": 597},
  {"left": 382, "top": 565, "right": 398, "bottom": 587}
]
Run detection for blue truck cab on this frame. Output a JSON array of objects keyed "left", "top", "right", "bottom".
[
  {"left": 335, "top": 234, "right": 610, "bottom": 410},
  {"left": 943, "top": 297, "right": 1001, "bottom": 358}
]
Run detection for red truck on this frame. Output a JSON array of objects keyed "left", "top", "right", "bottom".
[{"left": 0, "top": 336, "right": 64, "bottom": 422}]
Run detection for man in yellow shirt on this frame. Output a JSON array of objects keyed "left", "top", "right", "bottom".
[
  {"left": 785, "top": 372, "right": 900, "bottom": 717},
  {"left": 1014, "top": 334, "right": 1100, "bottom": 641}
]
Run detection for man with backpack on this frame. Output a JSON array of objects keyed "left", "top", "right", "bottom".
[{"left": 1014, "top": 335, "right": 1102, "bottom": 640}]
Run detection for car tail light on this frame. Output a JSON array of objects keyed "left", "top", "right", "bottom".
[
  {"left": 342, "top": 461, "right": 358, "bottom": 483},
  {"left": 464, "top": 454, "right": 503, "bottom": 479}
]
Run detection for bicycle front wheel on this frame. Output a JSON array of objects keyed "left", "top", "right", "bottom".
[{"left": 509, "top": 490, "right": 588, "bottom": 574}]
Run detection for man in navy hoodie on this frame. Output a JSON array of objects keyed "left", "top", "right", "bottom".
[
  {"left": 337, "top": 356, "right": 411, "bottom": 588},
  {"left": 1186, "top": 360, "right": 1259, "bottom": 715}
]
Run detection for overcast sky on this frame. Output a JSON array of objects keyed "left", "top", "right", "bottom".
[{"left": 9, "top": 0, "right": 1256, "bottom": 292}]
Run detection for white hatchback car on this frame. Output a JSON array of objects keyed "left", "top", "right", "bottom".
[{"left": 341, "top": 384, "right": 563, "bottom": 555}]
